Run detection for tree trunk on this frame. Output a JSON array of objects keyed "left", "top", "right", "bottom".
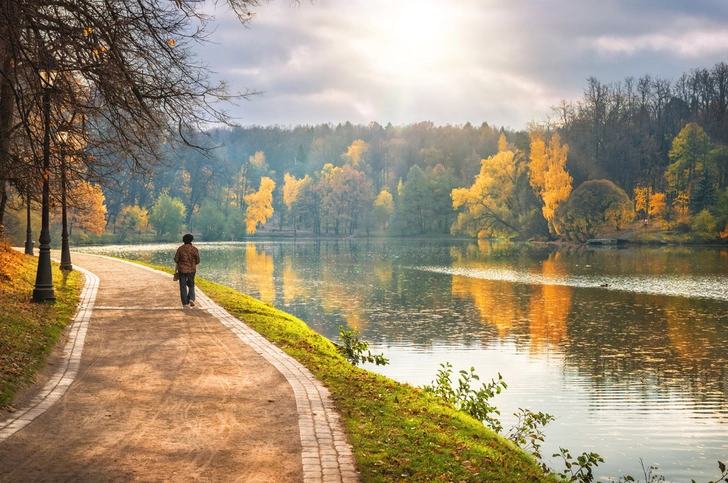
[
  {"left": 0, "top": 50, "right": 16, "bottom": 238},
  {"left": 0, "top": 180, "right": 6, "bottom": 237}
]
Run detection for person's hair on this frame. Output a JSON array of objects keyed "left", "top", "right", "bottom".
[{"left": 182, "top": 233, "right": 194, "bottom": 244}]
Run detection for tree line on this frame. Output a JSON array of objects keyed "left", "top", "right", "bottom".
[{"left": 3, "top": 60, "right": 728, "bottom": 244}]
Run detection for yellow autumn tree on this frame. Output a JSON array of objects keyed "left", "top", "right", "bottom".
[
  {"left": 341, "top": 139, "right": 370, "bottom": 168},
  {"left": 649, "top": 192, "right": 667, "bottom": 223},
  {"left": 114, "top": 205, "right": 149, "bottom": 241},
  {"left": 282, "top": 173, "right": 310, "bottom": 234},
  {"left": 373, "top": 189, "right": 394, "bottom": 229},
  {"left": 244, "top": 176, "right": 276, "bottom": 234},
  {"left": 635, "top": 186, "right": 667, "bottom": 226},
  {"left": 451, "top": 147, "right": 526, "bottom": 239},
  {"left": 497, "top": 132, "right": 509, "bottom": 153},
  {"left": 282, "top": 173, "right": 300, "bottom": 209},
  {"left": 69, "top": 182, "right": 107, "bottom": 235},
  {"left": 634, "top": 186, "right": 648, "bottom": 219},
  {"left": 236, "top": 151, "right": 268, "bottom": 209},
  {"left": 529, "top": 132, "right": 572, "bottom": 236}
]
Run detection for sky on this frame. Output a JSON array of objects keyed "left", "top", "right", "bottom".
[{"left": 196, "top": 0, "right": 728, "bottom": 130}]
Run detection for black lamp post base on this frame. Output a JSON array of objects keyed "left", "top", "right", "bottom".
[
  {"left": 32, "top": 245, "right": 55, "bottom": 302},
  {"left": 60, "top": 237, "right": 72, "bottom": 271},
  {"left": 32, "top": 286, "right": 56, "bottom": 302}
]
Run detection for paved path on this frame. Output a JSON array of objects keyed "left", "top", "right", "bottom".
[{"left": 0, "top": 253, "right": 358, "bottom": 483}]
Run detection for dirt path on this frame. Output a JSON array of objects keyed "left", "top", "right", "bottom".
[{"left": 0, "top": 253, "right": 303, "bottom": 483}]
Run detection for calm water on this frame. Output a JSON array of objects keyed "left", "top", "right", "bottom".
[{"left": 77, "top": 240, "right": 728, "bottom": 482}]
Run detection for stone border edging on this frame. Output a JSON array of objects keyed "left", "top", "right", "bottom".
[
  {"left": 101, "top": 257, "right": 360, "bottom": 483},
  {"left": 0, "top": 266, "right": 98, "bottom": 442}
]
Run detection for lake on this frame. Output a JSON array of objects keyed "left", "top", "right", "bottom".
[{"left": 77, "top": 239, "right": 728, "bottom": 482}]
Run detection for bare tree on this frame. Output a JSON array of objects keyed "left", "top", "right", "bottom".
[{"left": 0, "top": 0, "right": 263, "bottom": 235}]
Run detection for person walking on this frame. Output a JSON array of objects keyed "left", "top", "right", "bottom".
[{"left": 174, "top": 233, "right": 200, "bottom": 307}]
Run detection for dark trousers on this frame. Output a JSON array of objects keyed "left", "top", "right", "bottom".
[{"left": 178, "top": 272, "right": 196, "bottom": 305}]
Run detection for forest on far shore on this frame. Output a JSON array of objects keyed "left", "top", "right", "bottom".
[{"left": 4, "top": 62, "right": 728, "bottom": 245}]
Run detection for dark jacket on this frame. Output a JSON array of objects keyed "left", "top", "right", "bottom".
[{"left": 174, "top": 244, "right": 200, "bottom": 273}]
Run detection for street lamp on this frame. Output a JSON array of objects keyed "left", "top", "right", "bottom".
[
  {"left": 56, "top": 125, "right": 73, "bottom": 271},
  {"left": 32, "top": 55, "right": 58, "bottom": 302}
]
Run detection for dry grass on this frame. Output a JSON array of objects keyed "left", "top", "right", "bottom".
[{"left": 0, "top": 246, "right": 82, "bottom": 408}]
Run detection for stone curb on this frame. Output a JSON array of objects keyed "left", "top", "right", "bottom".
[{"left": 0, "top": 265, "right": 99, "bottom": 442}]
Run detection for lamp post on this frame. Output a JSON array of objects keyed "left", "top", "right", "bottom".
[
  {"left": 24, "top": 189, "right": 33, "bottom": 255},
  {"left": 56, "top": 126, "right": 72, "bottom": 271},
  {"left": 32, "top": 56, "right": 58, "bottom": 302}
]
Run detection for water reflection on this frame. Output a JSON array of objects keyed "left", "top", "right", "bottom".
[
  {"left": 245, "top": 244, "right": 275, "bottom": 304},
  {"left": 77, "top": 240, "right": 728, "bottom": 481}
]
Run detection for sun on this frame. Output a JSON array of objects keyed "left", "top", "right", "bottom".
[{"left": 363, "top": 1, "right": 459, "bottom": 81}]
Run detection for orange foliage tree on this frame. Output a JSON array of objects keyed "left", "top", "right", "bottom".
[
  {"left": 373, "top": 190, "right": 394, "bottom": 229},
  {"left": 529, "top": 132, "right": 572, "bottom": 236},
  {"left": 68, "top": 181, "right": 107, "bottom": 235}
]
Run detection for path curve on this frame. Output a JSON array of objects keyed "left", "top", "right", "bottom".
[{"left": 0, "top": 265, "right": 98, "bottom": 442}]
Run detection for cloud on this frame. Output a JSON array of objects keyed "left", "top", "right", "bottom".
[
  {"left": 592, "top": 29, "right": 728, "bottom": 58},
  {"left": 193, "top": 0, "right": 728, "bottom": 129}
]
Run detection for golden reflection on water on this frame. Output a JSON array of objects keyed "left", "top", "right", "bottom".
[
  {"left": 451, "top": 248, "right": 571, "bottom": 352},
  {"left": 244, "top": 244, "right": 275, "bottom": 304},
  {"left": 283, "top": 255, "right": 306, "bottom": 306},
  {"left": 443, "top": 242, "right": 728, "bottom": 402},
  {"left": 528, "top": 257, "right": 570, "bottom": 352},
  {"left": 451, "top": 277, "right": 520, "bottom": 338}
]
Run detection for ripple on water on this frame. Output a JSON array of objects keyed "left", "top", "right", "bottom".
[{"left": 417, "top": 266, "right": 728, "bottom": 302}]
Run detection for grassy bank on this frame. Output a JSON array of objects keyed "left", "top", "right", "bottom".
[
  {"left": 191, "top": 273, "right": 557, "bottom": 482},
  {"left": 0, "top": 247, "right": 83, "bottom": 408}
]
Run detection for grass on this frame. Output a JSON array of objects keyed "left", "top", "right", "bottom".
[
  {"left": 627, "top": 232, "right": 667, "bottom": 245},
  {"left": 0, "top": 246, "right": 83, "bottom": 408}
]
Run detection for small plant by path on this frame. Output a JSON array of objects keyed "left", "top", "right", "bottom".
[
  {"left": 552, "top": 447, "right": 604, "bottom": 483},
  {"left": 423, "top": 362, "right": 508, "bottom": 433},
  {"left": 336, "top": 325, "right": 389, "bottom": 366}
]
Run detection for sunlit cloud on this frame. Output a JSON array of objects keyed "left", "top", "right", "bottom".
[{"left": 593, "top": 29, "right": 728, "bottom": 57}]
